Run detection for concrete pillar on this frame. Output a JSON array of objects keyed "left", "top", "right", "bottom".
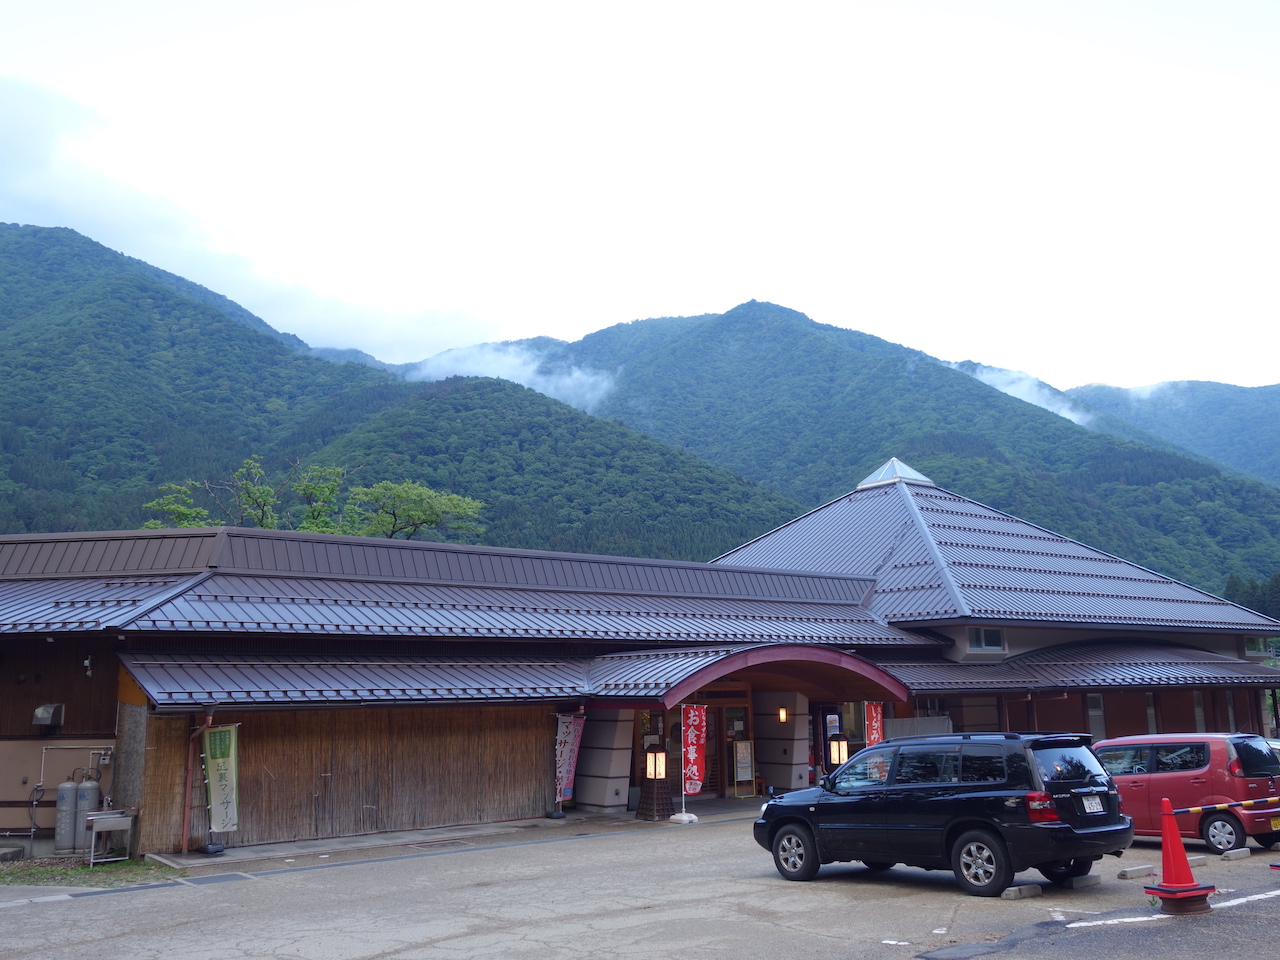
[
  {"left": 572, "top": 708, "right": 635, "bottom": 814},
  {"left": 753, "top": 692, "right": 809, "bottom": 794}
]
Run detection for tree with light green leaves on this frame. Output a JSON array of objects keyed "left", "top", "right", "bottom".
[{"left": 142, "top": 459, "right": 483, "bottom": 541}]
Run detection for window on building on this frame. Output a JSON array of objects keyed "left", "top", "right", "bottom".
[{"left": 968, "top": 627, "right": 1004, "bottom": 651}]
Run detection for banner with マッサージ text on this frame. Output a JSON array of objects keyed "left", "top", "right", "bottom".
[
  {"left": 864, "top": 702, "right": 884, "bottom": 746},
  {"left": 682, "top": 704, "right": 707, "bottom": 795},
  {"left": 202, "top": 724, "right": 240, "bottom": 833},
  {"left": 554, "top": 714, "right": 585, "bottom": 802}
]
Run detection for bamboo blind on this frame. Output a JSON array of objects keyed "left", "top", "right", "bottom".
[{"left": 138, "top": 704, "right": 556, "bottom": 852}]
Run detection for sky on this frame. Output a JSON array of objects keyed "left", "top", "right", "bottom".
[{"left": 3, "top": 0, "right": 1278, "bottom": 391}]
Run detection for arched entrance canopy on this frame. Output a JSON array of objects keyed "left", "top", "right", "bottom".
[{"left": 588, "top": 644, "right": 909, "bottom": 708}]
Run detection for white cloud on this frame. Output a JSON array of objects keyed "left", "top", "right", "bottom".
[
  {"left": 952, "top": 363, "right": 1094, "bottom": 426},
  {"left": 407, "top": 343, "right": 615, "bottom": 413}
]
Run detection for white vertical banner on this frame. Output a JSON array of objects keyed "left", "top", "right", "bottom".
[
  {"left": 202, "top": 724, "right": 240, "bottom": 833},
  {"left": 554, "top": 714, "right": 585, "bottom": 803}
]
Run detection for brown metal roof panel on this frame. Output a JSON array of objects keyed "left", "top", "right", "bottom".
[{"left": 957, "top": 585, "right": 1276, "bottom": 629}]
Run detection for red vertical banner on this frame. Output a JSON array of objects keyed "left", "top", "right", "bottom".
[
  {"left": 682, "top": 704, "right": 707, "bottom": 795},
  {"left": 864, "top": 702, "right": 884, "bottom": 746}
]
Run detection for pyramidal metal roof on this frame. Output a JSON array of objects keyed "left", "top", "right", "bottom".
[{"left": 716, "top": 460, "right": 1280, "bottom": 633}]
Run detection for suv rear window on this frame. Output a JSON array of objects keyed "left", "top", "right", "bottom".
[{"left": 1030, "top": 742, "right": 1107, "bottom": 784}]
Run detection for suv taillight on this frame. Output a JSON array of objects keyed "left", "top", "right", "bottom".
[
  {"left": 1227, "top": 757, "right": 1243, "bottom": 777},
  {"left": 1026, "top": 791, "right": 1060, "bottom": 823}
]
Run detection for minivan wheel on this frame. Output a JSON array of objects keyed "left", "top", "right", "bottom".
[
  {"left": 1036, "top": 858, "right": 1094, "bottom": 884},
  {"left": 771, "top": 824, "right": 821, "bottom": 881},
  {"left": 951, "top": 829, "right": 1013, "bottom": 897},
  {"left": 1201, "top": 812, "right": 1246, "bottom": 853}
]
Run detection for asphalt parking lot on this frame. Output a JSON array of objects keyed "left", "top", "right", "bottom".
[{"left": 3, "top": 807, "right": 1279, "bottom": 960}]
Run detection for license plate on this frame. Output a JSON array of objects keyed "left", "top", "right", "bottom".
[
  {"left": 1271, "top": 816, "right": 1280, "bottom": 831},
  {"left": 1083, "top": 795, "right": 1103, "bottom": 814}
]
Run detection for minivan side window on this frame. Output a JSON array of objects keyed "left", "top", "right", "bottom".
[
  {"left": 1155, "top": 743, "right": 1207, "bottom": 773},
  {"left": 1095, "top": 746, "right": 1148, "bottom": 775},
  {"left": 959, "top": 744, "right": 1006, "bottom": 782}
]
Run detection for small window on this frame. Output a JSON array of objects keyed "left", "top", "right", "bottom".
[
  {"left": 1155, "top": 743, "right": 1208, "bottom": 773},
  {"left": 959, "top": 744, "right": 1006, "bottom": 782},
  {"left": 968, "top": 627, "right": 1004, "bottom": 651}
]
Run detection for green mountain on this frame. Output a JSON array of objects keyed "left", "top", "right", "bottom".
[
  {"left": 0, "top": 224, "right": 802, "bottom": 558},
  {"left": 522, "top": 300, "right": 1280, "bottom": 591},
  {"left": 7, "top": 224, "right": 1280, "bottom": 592},
  {"left": 1068, "top": 381, "right": 1280, "bottom": 487}
]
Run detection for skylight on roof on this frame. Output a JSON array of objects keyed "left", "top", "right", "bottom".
[{"left": 857, "top": 458, "right": 935, "bottom": 490}]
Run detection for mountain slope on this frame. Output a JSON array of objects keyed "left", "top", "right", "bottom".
[
  {"left": 305, "top": 376, "right": 807, "bottom": 559},
  {"left": 1068, "top": 381, "right": 1280, "bottom": 487},
  {"left": 537, "top": 301, "right": 1280, "bottom": 590},
  {"left": 0, "top": 225, "right": 803, "bottom": 559}
]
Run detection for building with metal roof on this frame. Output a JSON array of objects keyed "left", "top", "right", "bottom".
[
  {"left": 717, "top": 459, "right": 1280, "bottom": 734},
  {"left": 3, "top": 467, "right": 1278, "bottom": 858}
]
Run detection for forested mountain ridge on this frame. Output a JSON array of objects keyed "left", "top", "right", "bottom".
[
  {"left": 0, "top": 224, "right": 804, "bottom": 559},
  {"left": 526, "top": 300, "right": 1280, "bottom": 591},
  {"left": 1068, "top": 380, "right": 1280, "bottom": 487},
  {"left": 6, "top": 224, "right": 1280, "bottom": 593}
]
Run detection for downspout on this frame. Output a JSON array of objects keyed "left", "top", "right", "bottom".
[{"left": 181, "top": 707, "right": 215, "bottom": 855}]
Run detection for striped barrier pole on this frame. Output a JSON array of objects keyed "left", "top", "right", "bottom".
[{"left": 1168, "top": 795, "right": 1280, "bottom": 816}]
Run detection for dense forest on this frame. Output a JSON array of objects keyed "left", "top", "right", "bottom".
[
  {"left": 530, "top": 300, "right": 1280, "bottom": 591},
  {"left": 0, "top": 224, "right": 802, "bottom": 560},
  {"left": 1070, "top": 380, "right": 1280, "bottom": 487},
  {"left": 5, "top": 224, "right": 1280, "bottom": 596}
]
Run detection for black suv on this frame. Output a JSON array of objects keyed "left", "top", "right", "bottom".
[{"left": 754, "top": 732, "right": 1133, "bottom": 896}]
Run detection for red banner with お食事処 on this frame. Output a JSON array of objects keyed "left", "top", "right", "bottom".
[{"left": 682, "top": 704, "right": 707, "bottom": 795}]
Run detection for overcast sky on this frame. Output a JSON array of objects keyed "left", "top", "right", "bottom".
[{"left": 3, "top": 1, "right": 1277, "bottom": 390}]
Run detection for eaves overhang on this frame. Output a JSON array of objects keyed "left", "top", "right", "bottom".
[{"left": 119, "top": 643, "right": 912, "bottom": 713}]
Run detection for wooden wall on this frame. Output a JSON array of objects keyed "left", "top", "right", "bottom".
[
  {"left": 0, "top": 636, "right": 120, "bottom": 737},
  {"left": 136, "top": 704, "right": 556, "bottom": 853}
]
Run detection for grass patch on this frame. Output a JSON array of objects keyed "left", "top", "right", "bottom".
[{"left": 0, "top": 856, "right": 185, "bottom": 888}]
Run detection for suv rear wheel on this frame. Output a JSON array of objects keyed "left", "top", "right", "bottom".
[
  {"left": 771, "top": 824, "right": 821, "bottom": 881},
  {"left": 952, "top": 829, "right": 1013, "bottom": 896},
  {"left": 1201, "top": 812, "right": 1246, "bottom": 853}
]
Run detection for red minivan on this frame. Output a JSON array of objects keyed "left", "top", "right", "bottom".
[{"left": 1093, "top": 733, "right": 1280, "bottom": 852}]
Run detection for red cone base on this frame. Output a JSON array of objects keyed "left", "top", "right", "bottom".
[{"left": 1144, "top": 797, "right": 1215, "bottom": 915}]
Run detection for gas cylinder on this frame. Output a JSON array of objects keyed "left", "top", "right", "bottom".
[
  {"left": 54, "top": 779, "right": 78, "bottom": 855},
  {"left": 73, "top": 776, "right": 101, "bottom": 855}
]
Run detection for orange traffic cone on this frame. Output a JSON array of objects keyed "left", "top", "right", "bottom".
[{"left": 1144, "top": 797, "right": 1215, "bottom": 915}]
